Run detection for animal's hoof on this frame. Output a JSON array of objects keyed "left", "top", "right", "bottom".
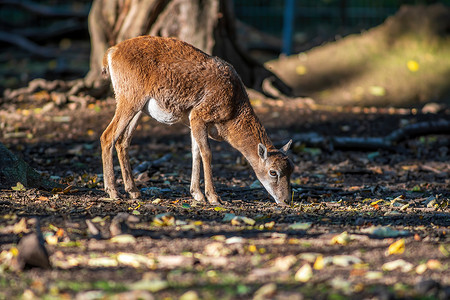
[
  {"left": 191, "top": 190, "right": 206, "bottom": 203},
  {"left": 207, "top": 195, "right": 222, "bottom": 206},
  {"left": 106, "top": 188, "right": 121, "bottom": 200}
]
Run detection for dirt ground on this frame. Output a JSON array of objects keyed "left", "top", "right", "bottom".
[{"left": 0, "top": 93, "right": 449, "bottom": 299}]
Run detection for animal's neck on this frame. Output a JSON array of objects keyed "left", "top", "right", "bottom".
[{"left": 225, "top": 106, "right": 275, "bottom": 168}]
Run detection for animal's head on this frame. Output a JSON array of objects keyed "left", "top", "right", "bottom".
[{"left": 255, "top": 140, "right": 294, "bottom": 206}]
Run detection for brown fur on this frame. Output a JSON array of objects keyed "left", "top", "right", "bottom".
[{"left": 101, "top": 35, "right": 293, "bottom": 205}]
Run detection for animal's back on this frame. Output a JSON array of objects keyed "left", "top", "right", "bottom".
[{"left": 104, "top": 35, "right": 249, "bottom": 123}]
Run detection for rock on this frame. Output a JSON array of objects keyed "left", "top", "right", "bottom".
[{"left": 17, "top": 233, "right": 51, "bottom": 270}]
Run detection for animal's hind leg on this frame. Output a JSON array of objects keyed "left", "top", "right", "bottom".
[
  {"left": 189, "top": 114, "right": 221, "bottom": 205},
  {"left": 116, "top": 111, "right": 142, "bottom": 199}
]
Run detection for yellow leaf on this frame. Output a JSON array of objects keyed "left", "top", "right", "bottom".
[
  {"left": 10, "top": 247, "right": 19, "bottom": 257},
  {"left": 370, "top": 199, "right": 384, "bottom": 207},
  {"left": 248, "top": 244, "right": 257, "bottom": 253},
  {"left": 386, "top": 238, "right": 405, "bottom": 256},
  {"left": 313, "top": 255, "right": 324, "bottom": 270},
  {"left": 330, "top": 231, "right": 351, "bottom": 245},
  {"left": 407, "top": 60, "right": 419, "bottom": 72},
  {"left": 250, "top": 98, "right": 262, "bottom": 107},
  {"left": 295, "top": 65, "right": 307, "bottom": 75}
]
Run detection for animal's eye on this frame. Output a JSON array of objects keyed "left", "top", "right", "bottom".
[{"left": 269, "top": 170, "right": 277, "bottom": 177}]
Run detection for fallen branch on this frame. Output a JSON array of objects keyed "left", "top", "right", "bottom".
[{"left": 293, "top": 119, "right": 450, "bottom": 151}]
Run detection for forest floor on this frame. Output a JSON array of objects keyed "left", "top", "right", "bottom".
[{"left": 0, "top": 92, "right": 449, "bottom": 299}]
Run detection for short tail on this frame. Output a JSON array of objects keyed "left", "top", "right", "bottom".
[{"left": 101, "top": 46, "right": 116, "bottom": 79}]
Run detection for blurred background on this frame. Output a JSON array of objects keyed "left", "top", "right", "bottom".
[{"left": 0, "top": 0, "right": 449, "bottom": 106}]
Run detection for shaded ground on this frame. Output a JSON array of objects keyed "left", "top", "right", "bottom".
[{"left": 0, "top": 93, "right": 449, "bottom": 299}]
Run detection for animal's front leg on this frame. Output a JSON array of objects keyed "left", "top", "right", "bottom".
[
  {"left": 190, "top": 119, "right": 221, "bottom": 206},
  {"left": 190, "top": 132, "right": 206, "bottom": 203}
]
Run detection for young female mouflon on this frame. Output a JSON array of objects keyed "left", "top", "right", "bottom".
[{"left": 101, "top": 35, "right": 293, "bottom": 206}]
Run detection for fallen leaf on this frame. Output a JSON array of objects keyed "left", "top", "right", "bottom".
[
  {"left": 225, "top": 236, "right": 244, "bottom": 244},
  {"left": 11, "top": 182, "right": 26, "bottom": 191},
  {"left": 365, "top": 271, "right": 383, "bottom": 280},
  {"left": 298, "top": 252, "right": 321, "bottom": 263},
  {"left": 230, "top": 216, "right": 255, "bottom": 226},
  {"left": 180, "top": 290, "right": 199, "bottom": 300},
  {"left": 153, "top": 213, "right": 175, "bottom": 226},
  {"left": 332, "top": 255, "right": 362, "bottom": 267},
  {"left": 370, "top": 199, "right": 384, "bottom": 207},
  {"left": 272, "top": 255, "right": 297, "bottom": 271},
  {"left": 88, "top": 257, "right": 118, "bottom": 267},
  {"left": 288, "top": 222, "right": 312, "bottom": 230},
  {"left": 13, "top": 218, "right": 28, "bottom": 234},
  {"left": 407, "top": 60, "right": 420, "bottom": 72},
  {"left": 156, "top": 255, "right": 194, "bottom": 269},
  {"left": 129, "top": 279, "right": 168, "bottom": 292},
  {"left": 362, "top": 226, "right": 411, "bottom": 238},
  {"left": 248, "top": 244, "right": 257, "bottom": 253},
  {"left": 45, "top": 235, "right": 58, "bottom": 246},
  {"left": 330, "top": 231, "right": 351, "bottom": 245},
  {"left": 117, "top": 253, "right": 154, "bottom": 268},
  {"left": 294, "top": 263, "right": 313, "bottom": 282},
  {"left": 110, "top": 234, "right": 136, "bottom": 244},
  {"left": 439, "top": 244, "right": 449, "bottom": 257},
  {"left": 264, "top": 221, "right": 275, "bottom": 230},
  {"left": 253, "top": 283, "right": 277, "bottom": 300},
  {"left": 416, "top": 263, "right": 427, "bottom": 274},
  {"left": 204, "top": 242, "right": 231, "bottom": 257},
  {"left": 386, "top": 239, "right": 405, "bottom": 256},
  {"left": 382, "top": 259, "right": 413, "bottom": 272},
  {"left": 426, "top": 259, "right": 442, "bottom": 270},
  {"left": 313, "top": 255, "right": 324, "bottom": 270}
]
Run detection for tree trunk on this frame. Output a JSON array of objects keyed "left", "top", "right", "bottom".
[{"left": 84, "top": 0, "right": 291, "bottom": 97}]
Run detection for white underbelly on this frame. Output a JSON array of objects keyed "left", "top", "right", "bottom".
[{"left": 143, "top": 98, "right": 179, "bottom": 125}]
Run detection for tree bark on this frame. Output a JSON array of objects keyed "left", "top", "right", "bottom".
[{"left": 84, "top": 0, "right": 291, "bottom": 97}]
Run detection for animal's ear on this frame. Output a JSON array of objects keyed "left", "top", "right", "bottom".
[
  {"left": 258, "top": 143, "right": 267, "bottom": 161},
  {"left": 280, "top": 139, "right": 292, "bottom": 154}
]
